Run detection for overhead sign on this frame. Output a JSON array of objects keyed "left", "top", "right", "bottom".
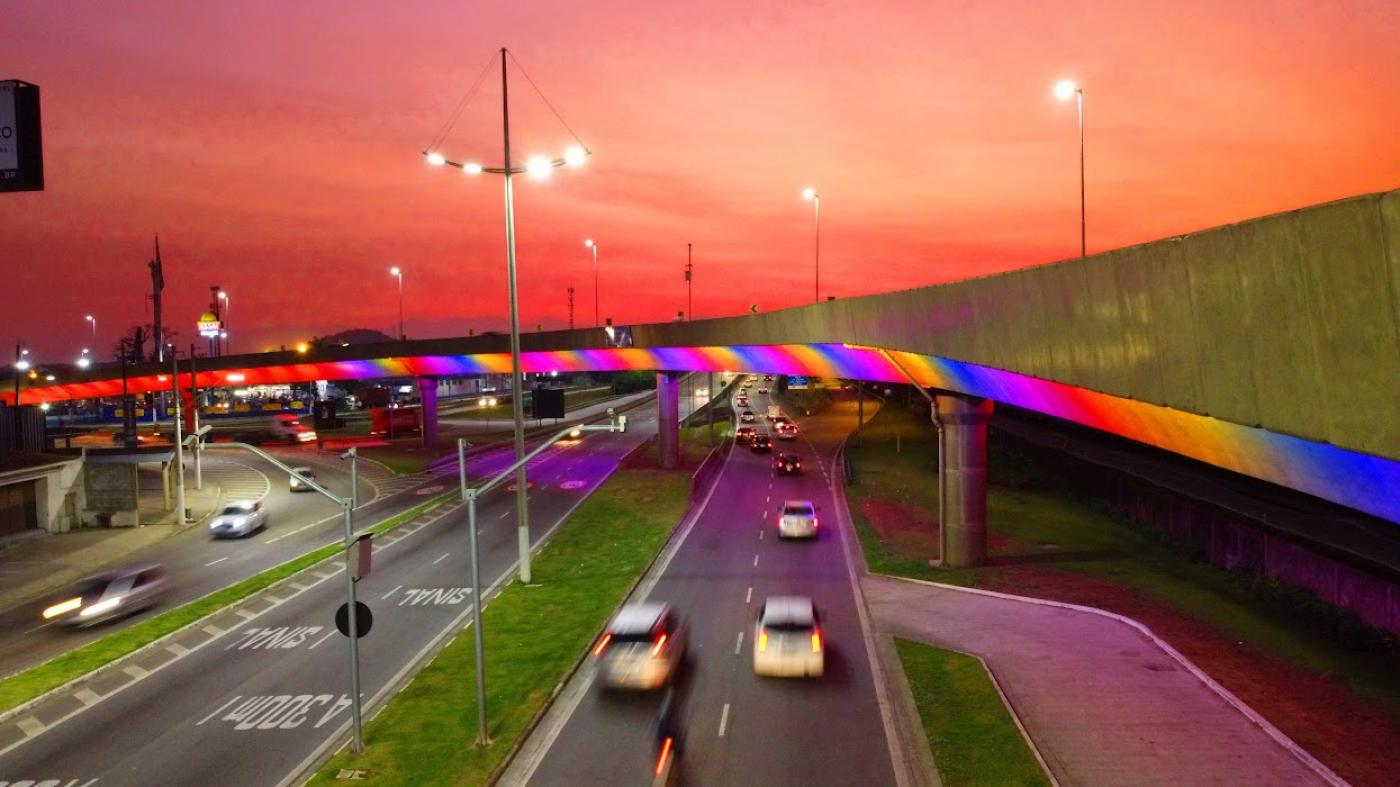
[
  {"left": 0, "top": 80, "right": 43, "bottom": 192},
  {"left": 788, "top": 376, "right": 810, "bottom": 389},
  {"left": 198, "top": 311, "right": 222, "bottom": 338}
]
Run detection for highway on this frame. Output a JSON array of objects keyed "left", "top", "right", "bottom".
[
  {"left": 510, "top": 383, "right": 899, "bottom": 787},
  {"left": 0, "top": 390, "right": 708, "bottom": 785}
]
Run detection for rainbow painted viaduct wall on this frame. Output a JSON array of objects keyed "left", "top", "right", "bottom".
[{"left": 6, "top": 189, "right": 1398, "bottom": 527}]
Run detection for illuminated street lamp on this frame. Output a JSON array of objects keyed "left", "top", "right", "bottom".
[
  {"left": 84, "top": 314, "right": 97, "bottom": 346},
  {"left": 584, "top": 239, "right": 599, "bottom": 328},
  {"left": 76, "top": 349, "right": 91, "bottom": 370},
  {"left": 217, "top": 291, "right": 231, "bottom": 354},
  {"left": 1054, "top": 79, "right": 1086, "bottom": 257},
  {"left": 423, "top": 47, "right": 590, "bottom": 588},
  {"left": 389, "top": 266, "right": 405, "bottom": 339},
  {"left": 801, "top": 187, "right": 820, "bottom": 303}
]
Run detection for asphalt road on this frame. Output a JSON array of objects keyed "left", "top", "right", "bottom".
[
  {"left": 0, "top": 388, "right": 702, "bottom": 786},
  {"left": 515, "top": 384, "right": 898, "bottom": 787}
]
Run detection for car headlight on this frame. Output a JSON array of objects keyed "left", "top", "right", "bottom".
[
  {"left": 232, "top": 517, "right": 248, "bottom": 526},
  {"left": 79, "top": 597, "right": 121, "bottom": 618},
  {"left": 43, "top": 597, "right": 83, "bottom": 619}
]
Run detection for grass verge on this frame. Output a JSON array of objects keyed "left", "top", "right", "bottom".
[
  {"left": 894, "top": 638, "right": 1051, "bottom": 787},
  {"left": 845, "top": 402, "right": 1400, "bottom": 713},
  {"left": 0, "top": 493, "right": 452, "bottom": 716},
  {"left": 309, "top": 456, "right": 691, "bottom": 786}
]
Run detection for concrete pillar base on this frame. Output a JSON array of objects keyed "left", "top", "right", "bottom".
[
  {"left": 657, "top": 372, "right": 680, "bottom": 469},
  {"left": 936, "top": 393, "right": 993, "bottom": 568}
]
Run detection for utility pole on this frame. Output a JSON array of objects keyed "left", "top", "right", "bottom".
[
  {"left": 685, "top": 243, "right": 693, "bottom": 322},
  {"left": 567, "top": 287, "right": 575, "bottom": 330},
  {"left": 150, "top": 237, "right": 165, "bottom": 363},
  {"left": 209, "top": 285, "right": 222, "bottom": 357}
]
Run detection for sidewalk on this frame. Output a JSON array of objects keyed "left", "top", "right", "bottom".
[{"left": 862, "top": 574, "right": 1344, "bottom": 787}]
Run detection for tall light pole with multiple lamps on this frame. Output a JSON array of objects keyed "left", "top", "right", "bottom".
[
  {"left": 1054, "top": 79, "right": 1086, "bottom": 257},
  {"left": 217, "top": 291, "right": 230, "bottom": 354},
  {"left": 801, "top": 187, "right": 820, "bottom": 302},
  {"left": 584, "top": 238, "right": 599, "bottom": 327},
  {"left": 389, "top": 267, "right": 405, "bottom": 339},
  {"left": 425, "top": 47, "right": 589, "bottom": 584}
]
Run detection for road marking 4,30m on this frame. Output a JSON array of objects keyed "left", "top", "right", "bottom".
[{"left": 197, "top": 694, "right": 352, "bottom": 731}]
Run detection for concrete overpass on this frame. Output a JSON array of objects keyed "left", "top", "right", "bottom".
[{"left": 6, "top": 188, "right": 1398, "bottom": 553}]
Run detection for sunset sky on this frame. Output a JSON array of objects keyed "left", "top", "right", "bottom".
[{"left": 4, "top": 0, "right": 1398, "bottom": 360}]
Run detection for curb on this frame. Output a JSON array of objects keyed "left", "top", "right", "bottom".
[{"left": 872, "top": 573, "right": 1350, "bottom": 787}]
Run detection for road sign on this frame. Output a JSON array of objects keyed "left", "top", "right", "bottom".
[
  {"left": 349, "top": 533, "right": 372, "bottom": 580},
  {"left": 0, "top": 80, "right": 42, "bottom": 192},
  {"left": 335, "top": 601, "right": 373, "bottom": 638}
]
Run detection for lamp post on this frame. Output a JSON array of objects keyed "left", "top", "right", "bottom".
[
  {"left": 424, "top": 47, "right": 590, "bottom": 584},
  {"left": 11, "top": 345, "right": 29, "bottom": 450},
  {"left": 801, "top": 188, "right": 820, "bottom": 302},
  {"left": 76, "top": 349, "right": 91, "bottom": 370},
  {"left": 584, "top": 239, "right": 599, "bottom": 328},
  {"left": 84, "top": 315, "right": 97, "bottom": 347},
  {"left": 1054, "top": 79, "right": 1086, "bottom": 257},
  {"left": 685, "top": 243, "right": 693, "bottom": 321},
  {"left": 217, "top": 291, "right": 230, "bottom": 354},
  {"left": 389, "top": 267, "right": 405, "bottom": 339}
]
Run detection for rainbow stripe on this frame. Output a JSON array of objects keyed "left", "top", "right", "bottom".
[{"left": 9, "top": 342, "right": 1396, "bottom": 522}]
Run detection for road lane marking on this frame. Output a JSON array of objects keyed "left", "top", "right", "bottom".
[
  {"left": 718, "top": 703, "right": 731, "bottom": 737},
  {"left": 381, "top": 585, "right": 402, "bottom": 600},
  {"left": 753, "top": 554, "right": 759, "bottom": 567},
  {"left": 746, "top": 587, "right": 752, "bottom": 603},
  {"left": 205, "top": 557, "right": 228, "bottom": 566},
  {"left": 74, "top": 687, "right": 101, "bottom": 706},
  {"left": 167, "top": 643, "right": 190, "bottom": 657},
  {"left": 759, "top": 530, "right": 764, "bottom": 540},
  {"left": 432, "top": 552, "right": 450, "bottom": 565},
  {"left": 123, "top": 665, "right": 148, "bottom": 679},
  {"left": 198, "top": 695, "right": 244, "bottom": 726},
  {"left": 734, "top": 631, "right": 744, "bottom": 654},
  {"left": 15, "top": 716, "right": 45, "bottom": 736},
  {"left": 203, "top": 624, "right": 225, "bottom": 636},
  {"left": 308, "top": 629, "right": 337, "bottom": 650}
]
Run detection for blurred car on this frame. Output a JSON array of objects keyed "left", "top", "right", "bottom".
[
  {"left": 289, "top": 466, "right": 316, "bottom": 492},
  {"left": 209, "top": 500, "right": 268, "bottom": 538},
  {"left": 777, "top": 499, "right": 818, "bottom": 538},
  {"left": 736, "top": 395, "right": 749, "bottom": 407},
  {"left": 42, "top": 564, "right": 171, "bottom": 628},
  {"left": 753, "top": 596, "right": 824, "bottom": 678},
  {"left": 773, "top": 452, "right": 802, "bottom": 475},
  {"left": 740, "top": 410, "right": 756, "bottom": 423},
  {"left": 776, "top": 422, "right": 799, "bottom": 440},
  {"left": 594, "top": 602, "right": 687, "bottom": 690},
  {"left": 736, "top": 426, "right": 757, "bottom": 445},
  {"left": 558, "top": 426, "right": 584, "bottom": 443},
  {"left": 763, "top": 375, "right": 773, "bottom": 381},
  {"left": 750, "top": 434, "right": 773, "bottom": 453},
  {"left": 757, "top": 387, "right": 769, "bottom": 394},
  {"left": 773, "top": 415, "right": 792, "bottom": 428}
]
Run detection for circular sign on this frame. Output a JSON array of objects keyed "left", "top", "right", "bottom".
[
  {"left": 335, "top": 601, "right": 373, "bottom": 638},
  {"left": 414, "top": 484, "right": 446, "bottom": 496},
  {"left": 559, "top": 480, "right": 586, "bottom": 490}
]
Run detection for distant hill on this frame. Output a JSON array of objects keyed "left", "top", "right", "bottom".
[{"left": 318, "top": 328, "right": 397, "bottom": 346}]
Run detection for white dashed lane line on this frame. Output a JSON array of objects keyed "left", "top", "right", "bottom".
[
  {"left": 308, "top": 629, "right": 337, "bottom": 650},
  {"left": 718, "top": 703, "right": 731, "bottom": 737},
  {"left": 745, "top": 587, "right": 752, "bottom": 604},
  {"left": 381, "top": 585, "right": 401, "bottom": 600},
  {"left": 432, "top": 552, "right": 450, "bottom": 565},
  {"left": 205, "top": 557, "right": 228, "bottom": 566},
  {"left": 734, "top": 631, "right": 744, "bottom": 654},
  {"left": 753, "top": 554, "right": 760, "bottom": 567}
]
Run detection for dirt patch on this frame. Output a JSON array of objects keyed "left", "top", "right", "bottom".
[
  {"left": 980, "top": 565, "right": 1400, "bottom": 787},
  {"left": 859, "top": 499, "right": 939, "bottom": 558}
]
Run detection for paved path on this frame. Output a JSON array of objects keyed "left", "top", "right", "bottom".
[{"left": 862, "top": 574, "right": 1344, "bottom": 787}]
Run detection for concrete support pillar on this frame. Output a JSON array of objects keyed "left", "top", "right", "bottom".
[
  {"left": 657, "top": 371, "right": 680, "bottom": 469},
  {"left": 935, "top": 393, "right": 993, "bottom": 568},
  {"left": 418, "top": 376, "right": 439, "bottom": 449}
]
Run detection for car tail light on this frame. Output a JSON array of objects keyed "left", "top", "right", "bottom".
[
  {"left": 813, "top": 517, "right": 819, "bottom": 528},
  {"left": 757, "top": 629, "right": 768, "bottom": 652},
  {"left": 655, "top": 736, "right": 674, "bottom": 775},
  {"left": 592, "top": 633, "right": 612, "bottom": 657},
  {"left": 651, "top": 633, "right": 668, "bottom": 656},
  {"left": 811, "top": 628, "right": 822, "bottom": 653}
]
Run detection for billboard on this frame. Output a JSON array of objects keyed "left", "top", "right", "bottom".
[
  {"left": 788, "top": 376, "right": 810, "bottom": 389},
  {"left": 0, "top": 80, "right": 43, "bottom": 193}
]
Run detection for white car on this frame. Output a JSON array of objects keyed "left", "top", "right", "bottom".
[
  {"left": 777, "top": 500, "right": 818, "bottom": 539},
  {"left": 776, "top": 422, "right": 799, "bottom": 440},
  {"left": 593, "top": 602, "right": 686, "bottom": 690},
  {"left": 754, "top": 596, "right": 824, "bottom": 678},
  {"left": 289, "top": 467, "right": 316, "bottom": 492},
  {"left": 208, "top": 500, "right": 268, "bottom": 538}
]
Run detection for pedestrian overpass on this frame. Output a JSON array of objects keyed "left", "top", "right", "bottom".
[{"left": 7, "top": 188, "right": 1398, "bottom": 546}]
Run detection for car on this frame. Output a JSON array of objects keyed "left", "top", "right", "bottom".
[
  {"left": 736, "top": 426, "right": 757, "bottom": 445},
  {"left": 777, "top": 499, "right": 818, "bottom": 538},
  {"left": 209, "top": 500, "right": 269, "bottom": 538},
  {"left": 776, "top": 422, "right": 799, "bottom": 440},
  {"left": 289, "top": 466, "right": 316, "bottom": 492},
  {"left": 773, "top": 452, "right": 802, "bottom": 474},
  {"left": 593, "top": 602, "right": 687, "bottom": 690},
  {"left": 557, "top": 426, "right": 584, "bottom": 443},
  {"left": 740, "top": 410, "right": 756, "bottom": 423},
  {"left": 736, "top": 395, "right": 749, "bottom": 407},
  {"left": 757, "top": 387, "right": 769, "bottom": 394},
  {"left": 773, "top": 415, "right": 792, "bottom": 428},
  {"left": 763, "top": 375, "right": 773, "bottom": 381},
  {"left": 41, "top": 564, "right": 171, "bottom": 628},
  {"left": 753, "top": 596, "right": 824, "bottom": 678},
  {"left": 750, "top": 434, "right": 773, "bottom": 453}
]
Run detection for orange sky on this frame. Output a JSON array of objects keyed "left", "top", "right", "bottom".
[{"left": 4, "top": 0, "right": 1398, "bottom": 359}]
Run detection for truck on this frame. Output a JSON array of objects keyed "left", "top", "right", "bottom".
[
  {"left": 767, "top": 404, "right": 781, "bottom": 422},
  {"left": 369, "top": 406, "right": 422, "bottom": 437}
]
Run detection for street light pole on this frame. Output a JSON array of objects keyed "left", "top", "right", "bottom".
[
  {"left": 389, "top": 267, "right": 405, "bottom": 339},
  {"left": 459, "top": 439, "right": 489, "bottom": 746},
  {"left": 85, "top": 315, "right": 97, "bottom": 347},
  {"left": 171, "top": 352, "right": 188, "bottom": 524},
  {"left": 218, "top": 292, "right": 230, "bottom": 355},
  {"left": 686, "top": 243, "right": 693, "bottom": 321},
  {"left": 499, "top": 48, "right": 533, "bottom": 584},
  {"left": 585, "top": 239, "right": 599, "bottom": 328},
  {"left": 802, "top": 188, "right": 820, "bottom": 302},
  {"left": 1054, "top": 79, "right": 1086, "bottom": 257}
]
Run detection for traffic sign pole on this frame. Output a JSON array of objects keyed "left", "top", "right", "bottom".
[{"left": 343, "top": 448, "right": 364, "bottom": 754}]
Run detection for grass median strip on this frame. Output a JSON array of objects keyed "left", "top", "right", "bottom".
[
  {"left": 0, "top": 493, "right": 452, "bottom": 716},
  {"left": 894, "top": 638, "right": 1051, "bottom": 787},
  {"left": 309, "top": 461, "right": 691, "bottom": 786}
]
